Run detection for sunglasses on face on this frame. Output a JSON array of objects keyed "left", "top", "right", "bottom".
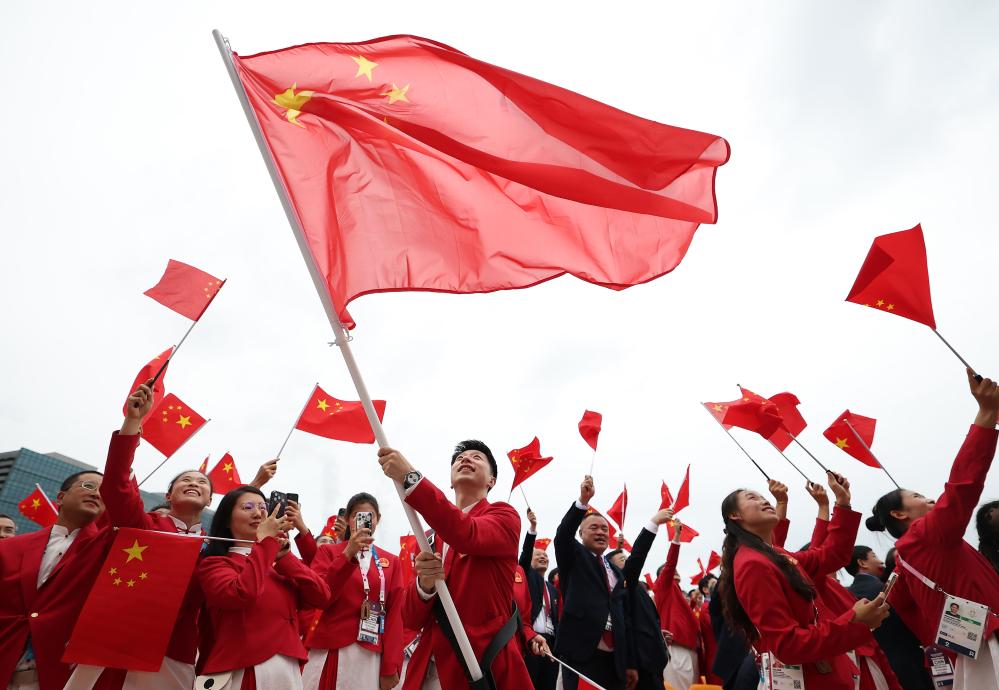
[{"left": 238, "top": 501, "right": 268, "bottom": 512}]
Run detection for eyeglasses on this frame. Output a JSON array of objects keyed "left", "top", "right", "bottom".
[
  {"left": 73, "top": 480, "right": 100, "bottom": 492},
  {"left": 238, "top": 501, "right": 268, "bottom": 512}
]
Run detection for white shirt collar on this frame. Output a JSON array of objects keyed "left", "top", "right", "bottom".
[
  {"left": 228, "top": 546, "right": 252, "bottom": 556},
  {"left": 168, "top": 514, "right": 202, "bottom": 534},
  {"left": 49, "top": 524, "right": 78, "bottom": 539}
]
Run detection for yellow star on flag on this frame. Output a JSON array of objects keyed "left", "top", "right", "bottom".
[
  {"left": 109, "top": 567, "right": 118, "bottom": 575},
  {"left": 317, "top": 399, "right": 330, "bottom": 412},
  {"left": 712, "top": 404, "right": 724, "bottom": 412},
  {"left": 273, "top": 83, "right": 314, "bottom": 127},
  {"left": 113, "top": 577, "right": 122, "bottom": 586},
  {"left": 126, "top": 579, "right": 136, "bottom": 588},
  {"left": 122, "top": 540, "right": 148, "bottom": 563},
  {"left": 140, "top": 572, "right": 148, "bottom": 580},
  {"left": 382, "top": 83, "right": 410, "bottom": 104},
  {"left": 886, "top": 304, "right": 895, "bottom": 311},
  {"left": 177, "top": 415, "right": 192, "bottom": 429},
  {"left": 876, "top": 299, "right": 885, "bottom": 307},
  {"left": 31, "top": 498, "right": 40, "bottom": 509},
  {"left": 223, "top": 462, "right": 234, "bottom": 475},
  {"left": 352, "top": 55, "right": 378, "bottom": 82},
  {"left": 835, "top": 438, "right": 849, "bottom": 449}
]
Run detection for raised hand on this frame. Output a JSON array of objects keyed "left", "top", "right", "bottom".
[
  {"left": 826, "top": 471, "right": 852, "bottom": 508},
  {"left": 969, "top": 368, "right": 999, "bottom": 428},
  {"left": 250, "top": 459, "right": 278, "bottom": 489},
  {"left": 805, "top": 481, "right": 829, "bottom": 506},
  {"left": 284, "top": 500, "right": 307, "bottom": 534},
  {"left": 257, "top": 504, "right": 288, "bottom": 542},
  {"left": 651, "top": 508, "right": 674, "bottom": 525},
  {"left": 415, "top": 551, "right": 444, "bottom": 593},
  {"left": 768, "top": 479, "right": 789, "bottom": 505},
  {"left": 579, "top": 475, "right": 595, "bottom": 506},
  {"left": 121, "top": 381, "right": 155, "bottom": 435},
  {"left": 527, "top": 508, "right": 537, "bottom": 532},
  {"left": 378, "top": 447, "right": 415, "bottom": 483},
  {"left": 344, "top": 525, "right": 374, "bottom": 559}
]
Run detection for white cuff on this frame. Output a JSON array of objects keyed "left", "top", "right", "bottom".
[
  {"left": 404, "top": 476, "right": 424, "bottom": 497},
  {"left": 416, "top": 580, "right": 437, "bottom": 600},
  {"left": 574, "top": 500, "right": 588, "bottom": 510},
  {"left": 645, "top": 521, "right": 659, "bottom": 534},
  {"left": 528, "top": 528, "right": 537, "bottom": 535}
]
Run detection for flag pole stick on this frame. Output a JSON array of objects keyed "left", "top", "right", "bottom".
[
  {"left": 212, "top": 29, "right": 483, "bottom": 681},
  {"left": 932, "top": 329, "right": 981, "bottom": 380},
  {"left": 701, "top": 404, "right": 770, "bottom": 480},
  {"left": 588, "top": 448, "right": 596, "bottom": 476},
  {"left": 790, "top": 437, "right": 831, "bottom": 474},
  {"left": 36, "top": 484, "right": 57, "bottom": 513},
  {"left": 276, "top": 383, "right": 318, "bottom": 459},
  {"left": 768, "top": 442, "right": 812, "bottom": 483},
  {"left": 841, "top": 418, "right": 901, "bottom": 490},
  {"left": 519, "top": 486, "right": 531, "bottom": 510},
  {"left": 137, "top": 418, "right": 211, "bottom": 487},
  {"left": 543, "top": 652, "right": 609, "bottom": 690}
]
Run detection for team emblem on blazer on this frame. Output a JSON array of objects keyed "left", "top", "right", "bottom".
[
  {"left": 379, "top": 557, "right": 390, "bottom": 567},
  {"left": 514, "top": 571, "right": 524, "bottom": 583}
]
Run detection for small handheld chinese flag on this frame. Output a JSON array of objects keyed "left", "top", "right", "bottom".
[
  {"left": 141, "top": 393, "right": 207, "bottom": 457},
  {"left": 144, "top": 260, "right": 225, "bottom": 321},
  {"left": 320, "top": 515, "right": 339, "bottom": 538},
  {"left": 690, "top": 558, "right": 708, "bottom": 585},
  {"left": 644, "top": 573, "right": 655, "bottom": 590},
  {"left": 197, "top": 456, "right": 209, "bottom": 474},
  {"left": 207, "top": 453, "right": 242, "bottom": 495},
  {"left": 846, "top": 224, "right": 935, "bottom": 328},
  {"left": 707, "top": 550, "right": 722, "bottom": 572},
  {"left": 767, "top": 392, "right": 807, "bottom": 451},
  {"left": 578, "top": 410, "right": 603, "bottom": 451},
  {"left": 63, "top": 528, "right": 203, "bottom": 670},
  {"left": 606, "top": 486, "right": 628, "bottom": 531},
  {"left": 122, "top": 347, "right": 172, "bottom": 416},
  {"left": 399, "top": 535, "right": 419, "bottom": 585},
  {"left": 659, "top": 481, "right": 674, "bottom": 511},
  {"left": 671, "top": 465, "right": 691, "bottom": 515},
  {"left": 18, "top": 485, "right": 57, "bottom": 528},
  {"left": 823, "top": 410, "right": 879, "bottom": 468},
  {"left": 666, "top": 520, "right": 698, "bottom": 543},
  {"left": 722, "top": 387, "right": 784, "bottom": 438},
  {"left": 295, "top": 385, "right": 386, "bottom": 444},
  {"left": 508, "top": 437, "right": 554, "bottom": 492},
  {"left": 534, "top": 538, "right": 552, "bottom": 551}
]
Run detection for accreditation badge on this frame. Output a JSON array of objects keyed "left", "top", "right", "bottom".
[
  {"left": 924, "top": 644, "right": 955, "bottom": 688},
  {"left": 935, "top": 594, "right": 988, "bottom": 659},
  {"left": 358, "top": 601, "right": 384, "bottom": 645},
  {"left": 759, "top": 652, "right": 805, "bottom": 690}
]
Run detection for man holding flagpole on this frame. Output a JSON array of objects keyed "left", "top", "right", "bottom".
[{"left": 378, "top": 441, "right": 536, "bottom": 689}]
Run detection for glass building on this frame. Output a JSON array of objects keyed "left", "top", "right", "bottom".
[{"left": 0, "top": 447, "right": 213, "bottom": 535}]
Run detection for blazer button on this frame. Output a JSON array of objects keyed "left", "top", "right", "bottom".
[{"left": 30, "top": 612, "right": 39, "bottom": 618}]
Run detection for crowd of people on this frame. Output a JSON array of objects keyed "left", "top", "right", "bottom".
[{"left": 1, "top": 369, "right": 998, "bottom": 690}]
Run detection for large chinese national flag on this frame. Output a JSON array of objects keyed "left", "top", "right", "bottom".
[
  {"left": 63, "top": 528, "right": 203, "bottom": 670},
  {"left": 508, "top": 437, "right": 554, "bottom": 492},
  {"left": 142, "top": 393, "right": 207, "bottom": 457},
  {"left": 18, "top": 485, "right": 58, "bottom": 528},
  {"left": 232, "top": 35, "right": 729, "bottom": 328},
  {"left": 295, "top": 385, "right": 386, "bottom": 443}
]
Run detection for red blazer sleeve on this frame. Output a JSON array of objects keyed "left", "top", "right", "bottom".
[
  {"left": 793, "top": 508, "right": 860, "bottom": 579},
  {"left": 653, "top": 542, "right": 680, "bottom": 607},
  {"left": 380, "top": 554, "right": 405, "bottom": 677},
  {"left": 313, "top": 544, "right": 358, "bottom": 604},
  {"left": 401, "top": 579, "right": 435, "bottom": 633},
  {"left": 295, "top": 531, "right": 318, "bottom": 566},
  {"left": 920, "top": 424, "right": 998, "bottom": 545},
  {"left": 809, "top": 518, "right": 829, "bottom": 550},
  {"left": 405, "top": 480, "right": 520, "bottom": 556},
  {"left": 274, "top": 551, "right": 330, "bottom": 609},
  {"left": 773, "top": 518, "right": 790, "bottom": 549},
  {"left": 197, "top": 538, "right": 282, "bottom": 609},
  {"left": 736, "top": 556, "right": 871, "bottom": 663},
  {"left": 100, "top": 432, "right": 155, "bottom": 530}
]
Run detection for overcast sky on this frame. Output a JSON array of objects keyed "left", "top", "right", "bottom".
[{"left": 3, "top": 1, "right": 998, "bottom": 580}]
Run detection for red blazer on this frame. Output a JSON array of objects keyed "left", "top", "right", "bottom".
[
  {"left": 513, "top": 565, "right": 538, "bottom": 649},
  {"left": 734, "top": 508, "right": 870, "bottom": 690},
  {"left": 197, "top": 537, "right": 330, "bottom": 673},
  {"left": 400, "top": 480, "right": 532, "bottom": 690},
  {"left": 892, "top": 425, "right": 999, "bottom": 643},
  {"left": 0, "top": 522, "right": 115, "bottom": 690},
  {"left": 100, "top": 431, "right": 204, "bottom": 664},
  {"left": 306, "top": 541, "right": 405, "bottom": 677},
  {"left": 652, "top": 542, "right": 700, "bottom": 649}
]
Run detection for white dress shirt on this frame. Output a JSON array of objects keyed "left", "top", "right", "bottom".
[{"left": 37, "top": 524, "right": 80, "bottom": 587}]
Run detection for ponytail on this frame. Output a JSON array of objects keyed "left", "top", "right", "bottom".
[{"left": 867, "top": 490, "right": 906, "bottom": 539}]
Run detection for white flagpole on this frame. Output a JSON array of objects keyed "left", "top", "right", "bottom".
[
  {"left": 36, "top": 484, "right": 57, "bottom": 514},
  {"left": 543, "top": 652, "right": 609, "bottom": 690},
  {"left": 212, "top": 30, "right": 483, "bottom": 680},
  {"left": 276, "top": 382, "right": 319, "bottom": 459},
  {"left": 841, "top": 418, "right": 901, "bottom": 489},
  {"left": 137, "top": 418, "right": 211, "bottom": 487}
]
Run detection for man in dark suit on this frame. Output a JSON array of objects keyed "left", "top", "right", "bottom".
[
  {"left": 520, "top": 509, "right": 560, "bottom": 690},
  {"left": 847, "top": 545, "right": 934, "bottom": 690},
  {"left": 708, "top": 591, "right": 758, "bottom": 690},
  {"left": 555, "top": 475, "right": 645, "bottom": 690}
]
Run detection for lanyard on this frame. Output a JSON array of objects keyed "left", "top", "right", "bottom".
[
  {"left": 542, "top": 581, "right": 552, "bottom": 616},
  {"left": 600, "top": 554, "right": 616, "bottom": 592},
  {"left": 358, "top": 545, "right": 386, "bottom": 607},
  {"left": 896, "top": 553, "right": 998, "bottom": 622}
]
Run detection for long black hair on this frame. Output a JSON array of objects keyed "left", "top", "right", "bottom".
[
  {"left": 976, "top": 500, "right": 999, "bottom": 574},
  {"left": 717, "top": 489, "right": 817, "bottom": 642},
  {"left": 866, "top": 489, "right": 907, "bottom": 538},
  {"left": 204, "top": 486, "right": 266, "bottom": 558},
  {"left": 342, "top": 492, "right": 380, "bottom": 541}
]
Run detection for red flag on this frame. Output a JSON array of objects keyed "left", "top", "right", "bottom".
[
  {"left": 767, "top": 392, "right": 807, "bottom": 451},
  {"left": 142, "top": 393, "right": 207, "bottom": 457},
  {"left": 823, "top": 410, "right": 880, "bottom": 468},
  {"left": 399, "top": 535, "right": 419, "bottom": 585},
  {"left": 659, "top": 481, "right": 674, "bottom": 511},
  {"left": 666, "top": 520, "right": 698, "bottom": 543},
  {"left": 672, "top": 465, "right": 691, "bottom": 515},
  {"left": 143, "top": 260, "right": 224, "bottom": 321},
  {"left": 703, "top": 400, "right": 732, "bottom": 427},
  {"left": 606, "top": 486, "right": 628, "bottom": 531},
  {"left": 619, "top": 538, "right": 633, "bottom": 553},
  {"left": 707, "top": 550, "right": 722, "bottom": 572},
  {"left": 63, "top": 528, "right": 203, "bottom": 670},
  {"left": 234, "top": 36, "right": 729, "bottom": 328},
  {"left": 122, "top": 347, "right": 172, "bottom": 417},
  {"left": 295, "top": 385, "right": 385, "bottom": 444},
  {"left": 690, "top": 558, "right": 708, "bottom": 585},
  {"left": 643, "top": 573, "right": 655, "bottom": 590},
  {"left": 206, "top": 454, "right": 242, "bottom": 495},
  {"left": 578, "top": 410, "right": 603, "bottom": 451},
  {"left": 197, "top": 456, "right": 209, "bottom": 474},
  {"left": 720, "top": 387, "right": 784, "bottom": 438},
  {"left": 320, "top": 515, "right": 339, "bottom": 538},
  {"left": 577, "top": 678, "right": 604, "bottom": 690},
  {"left": 846, "top": 224, "right": 935, "bottom": 328},
  {"left": 534, "top": 538, "right": 551, "bottom": 551},
  {"left": 508, "top": 437, "right": 554, "bottom": 491},
  {"left": 18, "top": 485, "right": 57, "bottom": 528}
]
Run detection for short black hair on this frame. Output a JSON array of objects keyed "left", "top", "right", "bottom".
[
  {"left": 452, "top": 440, "right": 498, "bottom": 486},
  {"left": 0, "top": 513, "right": 12, "bottom": 521},
  {"left": 698, "top": 574, "right": 717, "bottom": 592},
  {"left": 547, "top": 567, "right": 558, "bottom": 584},
  {"left": 60, "top": 470, "right": 103, "bottom": 492},
  {"left": 846, "top": 545, "right": 874, "bottom": 577},
  {"left": 606, "top": 549, "right": 624, "bottom": 562}
]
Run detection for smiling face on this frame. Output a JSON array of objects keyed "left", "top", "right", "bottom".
[
  {"left": 727, "top": 490, "right": 779, "bottom": 537},
  {"left": 579, "top": 514, "right": 609, "bottom": 555},
  {"left": 167, "top": 471, "right": 212, "bottom": 513},
  {"left": 228, "top": 491, "right": 268, "bottom": 542},
  {"left": 531, "top": 547, "right": 549, "bottom": 572},
  {"left": 57, "top": 472, "right": 105, "bottom": 523},
  {"left": 450, "top": 449, "right": 495, "bottom": 493}
]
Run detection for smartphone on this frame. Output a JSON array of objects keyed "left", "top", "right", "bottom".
[
  {"left": 267, "top": 491, "right": 287, "bottom": 518},
  {"left": 881, "top": 571, "right": 899, "bottom": 599},
  {"left": 355, "top": 511, "right": 374, "bottom": 532},
  {"left": 286, "top": 493, "right": 299, "bottom": 505},
  {"left": 337, "top": 507, "right": 347, "bottom": 519}
]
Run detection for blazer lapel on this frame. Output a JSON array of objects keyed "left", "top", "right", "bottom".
[{"left": 20, "top": 529, "right": 49, "bottom": 602}]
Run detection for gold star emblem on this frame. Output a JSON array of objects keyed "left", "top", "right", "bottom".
[
  {"left": 122, "top": 540, "right": 148, "bottom": 563},
  {"left": 835, "top": 438, "right": 849, "bottom": 449},
  {"left": 317, "top": 399, "right": 330, "bottom": 412},
  {"left": 352, "top": 55, "right": 378, "bottom": 82},
  {"left": 382, "top": 83, "right": 410, "bottom": 104},
  {"left": 113, "top": 577, "right": 122, "bottom": 586},
  {"left": 109, "top": 567, "right": 118, "bottom": 575},
  {"left": 876, "top": 299, "right": 885, "bottom": 307},
  {"left": 31, "top": 498, "right": 40, "bottom": 509},
  {"left": 223, "top": 462, "right": 234, "bottom": 475},
  {"left": 177, "top": 415, "right": 192, "bottom": 429},
  {"left": 126, "top": 579, "right": 136, "bottom": 588},
  {"left": 139, "top": 572, "right": 148, "bottom": 580},
  {"left": 712, "top": 404, "right": 724, "bottom": 412},
  {"left": 886, "top": 304, "right": 895, "bottom": 311},
  {"left": 272, "top": 83, "right": 314, "bottom": 127}
]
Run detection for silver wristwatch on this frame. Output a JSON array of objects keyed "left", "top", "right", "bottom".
[{"left": 403, "top": 471, "right": 423, "bottom": 490}]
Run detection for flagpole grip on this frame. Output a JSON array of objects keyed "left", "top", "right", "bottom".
[{"left": 212, "top": 29, "right": 483, "bottom": 681}]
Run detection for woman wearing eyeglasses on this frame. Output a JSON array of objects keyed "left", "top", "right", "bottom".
[
  {"left": 302, "top": 493, "right": 405, "bottom": 690},
  {"left": 196, "top": 487, "right": 330, "bottom": 689}
]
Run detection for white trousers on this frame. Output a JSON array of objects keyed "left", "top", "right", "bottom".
[
  {"left": 954, "top": 636, "right": 999, "bottom": 690},
  {"left": 663, "top": 645, "right": 698, "bottom": 690},
  {"left": 64, "top": 657, "right": 194, "bottom": 690},
  {"left": 301, "top": 646, "right": 382, "bottom": 690}
]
